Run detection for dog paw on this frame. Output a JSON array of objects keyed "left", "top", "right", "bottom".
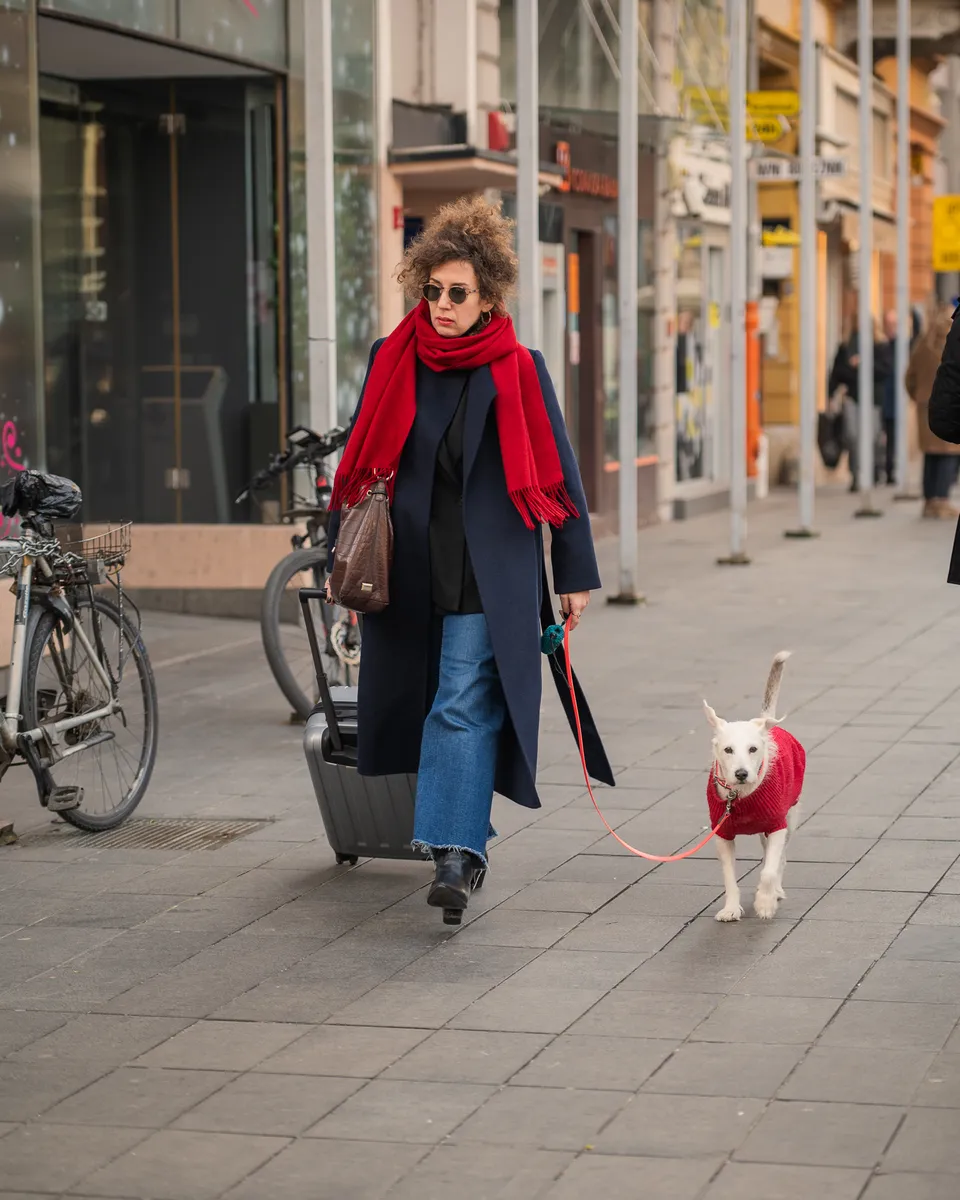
[
  {"left": 753, "top": 892, "right": 779, "bottom": 920},
  {"left": 715, "top": 904, "right": 744, "bottom": 922},
  {"left": 775, "top": 885, "right": 786, "bottom": 900}
]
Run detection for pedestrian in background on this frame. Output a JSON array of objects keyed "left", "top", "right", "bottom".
[
  {"left": 920, "top": 303, "right": 960, "bottom": 519},
  {"left": 828, "top": 314, "right": 892, "bottom": 492}
]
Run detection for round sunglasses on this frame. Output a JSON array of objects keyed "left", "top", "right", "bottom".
[{"left": 422, "top": 283, "right": 479, "bottom": 305}]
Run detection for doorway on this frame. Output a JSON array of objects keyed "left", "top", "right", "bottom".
[{"left": 39, "top": 73, "right": 284, "bottom": 524}]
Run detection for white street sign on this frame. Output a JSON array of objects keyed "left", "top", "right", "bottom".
[{"left": 753, "top": 156, "right": 847, "bottom": 181}]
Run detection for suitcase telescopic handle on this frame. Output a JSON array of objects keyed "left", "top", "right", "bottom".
[{"left": 297, "top": 588, "right": 343, "bottom": 753}]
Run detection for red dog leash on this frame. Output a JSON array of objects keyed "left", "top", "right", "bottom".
[{"left": 561, "top": 616, "right": 730, "bottom": 862}]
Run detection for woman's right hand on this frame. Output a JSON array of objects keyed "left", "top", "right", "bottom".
[{"left": 324, "top": 579, "right": 333, "bottom": 602}]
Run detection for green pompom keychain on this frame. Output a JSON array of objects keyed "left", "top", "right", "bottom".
[{"left": 540, "top": 623, "right": 565, "bottom": 655}]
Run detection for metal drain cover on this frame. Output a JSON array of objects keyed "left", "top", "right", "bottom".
[{"left": 20, "top": 816, "right": 270, "bottom": 851}]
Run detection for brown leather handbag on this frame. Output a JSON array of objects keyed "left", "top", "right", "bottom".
[{"left": 329, "top": 480, "right": 393, "bottom": 614}]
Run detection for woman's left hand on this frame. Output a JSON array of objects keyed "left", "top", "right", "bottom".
[{"left": 560, "top": 591, "right": 590, "bottom": 630}]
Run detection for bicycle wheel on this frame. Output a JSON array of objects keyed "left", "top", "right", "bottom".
[
  {"left": 22, "top": 593, "right": 159, "bottom": 832},
  {"left": 261, "top": 546, "right": 359, "bottom": 721}
]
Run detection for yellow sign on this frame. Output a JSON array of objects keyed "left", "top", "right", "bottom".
[
  {"left": 933, "top": 196, "right": 960, "bottom": 272},
  {"left": 747, "top": 90, "right": 800, "bottom": 118},
  {"left": 708, "top": 302, "right": 721, "bottom": 330},
  {"left": 763, "top": 226, "right": 800, "bottom": 247},
  {"left": 749, "top": 117, "right": 789, "bottom": 143}
]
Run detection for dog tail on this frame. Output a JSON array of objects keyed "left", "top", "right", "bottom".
[{"left": 762, "top": 651, "right": 791, "bottom": 720}]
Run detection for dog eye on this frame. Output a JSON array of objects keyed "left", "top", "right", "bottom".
[
  {"left": 723, "top": 747, "right": 733, "bottom": 755},
  {"left": 749, "top": 746, "right": 758, "bottom": 754}
]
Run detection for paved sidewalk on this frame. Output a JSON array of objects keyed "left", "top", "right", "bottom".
[{"left": 2, "top": 487, "right": 960, "bottom": 1198}]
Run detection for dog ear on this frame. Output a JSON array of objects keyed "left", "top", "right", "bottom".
[
  {"left": 752, "top": 715, "right": 779, "bottom": 731},
  {"left": 703, "top": 701, "right": 723, "bottom": 730}
]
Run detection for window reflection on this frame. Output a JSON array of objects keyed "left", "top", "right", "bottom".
[
  {"left": 39, "top": 0, "right": 175, "bottom": 37},
  {"left": 179, "top": 0, "right": 287, "bottom": 68}
]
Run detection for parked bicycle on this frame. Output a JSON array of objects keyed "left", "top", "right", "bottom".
[
  {"left": 0, "top": 470, "right": 158, "bottom": 831},
  {"left": 237, "top": 424, "right": 361, "bottom": 721}
]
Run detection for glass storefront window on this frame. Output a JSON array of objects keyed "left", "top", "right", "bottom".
[
  {"left": 675, "top": 220, "right": 707, "bottom": 481},
  {"left": 179, "top": 0, "right": 287, "bottom": 69},
  {"left": 0, "top": 0, "right": 42, "bottom": 490},
  {"left": 332, "top": 0, "right": 378, "bottom": 427},
  {"left": 39, "top": 0, "right": 176, "bottom": 37}
]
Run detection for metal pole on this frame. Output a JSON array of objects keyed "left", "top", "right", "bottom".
[
  {"left": 516, "top": 0, "right": 541, "bottom": 349},
  {"left": 652, "top": 0, "right": 677, "bottom": 524},
  {"left": 788, "top": 0, "right": 819, "bottom": 537},
  {"left": 720, "top": 0, "right": 749, "bottom": 563},
  {"left": 894, "top": 0, "right": 914, "bottom": 499},
  {"left": 611, "top": 0, "right": 641, "bottom": 603},
  {"left": 856, "top": 0, "right": 882, "bottom": 516}
]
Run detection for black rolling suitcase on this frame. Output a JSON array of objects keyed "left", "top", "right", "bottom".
[{"left": 299, "top": 589, "right": 421, "bottom": 865}]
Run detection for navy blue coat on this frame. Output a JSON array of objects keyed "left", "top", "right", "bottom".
[{"left": 329, "top": 340, "right": 609, "bottom": 809}]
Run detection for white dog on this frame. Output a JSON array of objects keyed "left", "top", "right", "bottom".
[{"left": 703, "top": 652, "right": 805, "bottom": 921}]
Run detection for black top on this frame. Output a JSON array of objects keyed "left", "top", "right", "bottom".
[
  {"left": 428, "top": 369, "right": 482, "bottom": 614},
  {"left": 930, "top": 307, "right": 960, "bottom": 446}
]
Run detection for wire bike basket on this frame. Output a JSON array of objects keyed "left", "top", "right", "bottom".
[{"left": 58, "top": 523, "right": 133, "bottom": 583}]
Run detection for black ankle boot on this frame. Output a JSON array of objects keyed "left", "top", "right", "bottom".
[{"left": 427, "top": 850, "right": 486, "bottom": 926}]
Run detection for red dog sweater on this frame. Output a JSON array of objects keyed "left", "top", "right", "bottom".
[{"left": 707, "top": 726, "right": 805, "bottom": 841}]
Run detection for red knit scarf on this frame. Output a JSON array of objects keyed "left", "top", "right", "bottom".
[{"left": 330, "top": 301, "right": 578, "bottom": 530}]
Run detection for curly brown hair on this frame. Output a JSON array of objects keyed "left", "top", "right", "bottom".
[{"left": 397, "top": 195, "right": 518, "bottom": 314}]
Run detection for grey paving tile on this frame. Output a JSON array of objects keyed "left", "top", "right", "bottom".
[
  {"left": 730, "top": 953, "right": 874, "bottom": 998},
  {"left": 911, "top": 894, "right": 960, "bottom": 925},
  {"left": 457, "top": 908, "right": 586, "bottom": 947},
  {"left": 503, "top": 880, "right": 631, "bottom": 913},
  {"left": 819, "top": 1001, "right": 960, "bottom": 1051},
  {"left": 306, "top": 1079, "right": 493, "bottom": 1144},
  {"left": 914, "top": 1053, "right": 960, "bottom": 1107},
  {"left": 775, "top": 919, "right": 903, "bottom": 961},
  {"left": 0, "top": 1060, "right": 111, "bottom": 1121},
  {"left": 543, "top": 1154, "right": 721, "bottom": 1199},
  {"left": 385, "top": 1144, "right": 573, "bottom": 1200},
  {"left": 453, "top": 1084, "right": 628, "bottom": 1150},
  {"left": 594, "top": 1093, "right": 765, "bottom": 1157},
  {"left": 0, "top": 924, "right": 122, "bottom": 982},
  {"left": 221, "top": 1139, "right": 428, "bottom": 1200},
  {"left": 836, "top": 841, "right": 959, "bottom": 892},
  {"left": 555, "top": 913, "right": 687, "bottom": 953},
  {"left": 883, "top": 1107, "right": 960, "bottom": 1173},
  {"left": 600, "top": 881, "right": 722, "bottom": 917},
  {"left": 142, "top": 896, "right": 288, "bottom": 935},
  {"left": 0, "top": 1009, "right": 67, "bottom": 1056},
  {"left": 326, "top": 981, "right": 491, "bottom": 1028},
  {"left": 390, "top": 943, "right": 540, "bottom": 986},
  {"left": 101, "top": 933, "right": 326, "bottom": 1017},
  {"left": 554, "top": 979, "right": 716, "bottom": 1037},
  {"left": 691, "top": 995, "right": 841, "bottom": 1044},
  {"left": 856, "top": 959, "right": 960, "bottom": 1003},
  {"left": 862, "top": 1175, "right": 960, "bottom": 1200},
  {"left": 703, "top": 1163, "right": 871, "bottom": 1200},
  {"left": 0, "top": 1122, "right": 148, "bottom": 1195},
  {"left": 39, "top": 892, "right": 180, "bottom": 929},
  {"left": 886, "top": 924, "right": 960, "bottom": 961},
  {"left": 256, "top": 1024, "right": 430, "bottom": 1078},
  {"left": 172, "top": 1071, "right": 362, "bottom": 1135},
  {"left": 43, "top": 1066, "right": 234, "bottom": 1127},
  {"left": 383, "top": 1030, "right": 552, "bottom": 1085},
  {"left": 643, "top": 1041, "right": 804, "bottom": 1098},
  {"left": 806, "top": 889, "right": 925, "bottom": 922},
  {"left": 7, "top": 1014, "right": 190, "bottom": 1066},
  {"left": 448, "top": 984, "right": 607, "bottom": 1034},
  {"left": 512, "top": 1034, "right": 675, "bottom": 1091},
  {"left": 780, "top": 1046, "right": 935, "bottom": 1104},
  {"left": 734, "top": 1100, "right": 903, "bottom": 1167},
  {"left": 133, "top": 1019, "right": 306, "bottom": 1071},
  {"left": 505, "top": 949, "right": 645, "bottom": 990},
  {"left": 78, "top": 1129, "right": 288, "bottom": 1200},
  {"left": 544, "top": 854, "right": 655, "bottom": 884}
]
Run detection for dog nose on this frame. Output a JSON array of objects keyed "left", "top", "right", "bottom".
[{"left": 735, "top": 768, "right": 749, "bottom": 783}]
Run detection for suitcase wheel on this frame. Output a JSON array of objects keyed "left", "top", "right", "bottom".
[{"left": 335, "top": 854, "right": 359, "bottom": 866}]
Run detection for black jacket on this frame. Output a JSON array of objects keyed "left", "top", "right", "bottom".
[
  {"left": 828, "top": 333, "right": 892, "bottom": 407},
  {"left": 928, "top": 307, "right": 960, "bottom": 444}
]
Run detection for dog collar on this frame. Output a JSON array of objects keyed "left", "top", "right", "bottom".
[{"left": 712, "top": 759, "right": 766, "bottom": 811}]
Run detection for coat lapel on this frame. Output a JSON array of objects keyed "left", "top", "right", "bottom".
[{"left": 463, "top": 364, "right": 497, "bottom": 485}]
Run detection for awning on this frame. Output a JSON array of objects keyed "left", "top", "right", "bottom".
[{"left": 389, "top": 145, "right": 564, "bottom": 195}]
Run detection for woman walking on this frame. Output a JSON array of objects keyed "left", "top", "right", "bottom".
[
  {"left": 828, "top": 314, "right": 892, "bottom": 491},
  {"left": 327, "top": 197, "right": 609, "bottom": 924},
  {"left": 907, "top": 305, "right": 960, "bottom": 519}
]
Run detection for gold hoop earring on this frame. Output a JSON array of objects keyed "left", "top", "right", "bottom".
[{"left": 480, "top": 310, "right": 492, "bottom": 328}]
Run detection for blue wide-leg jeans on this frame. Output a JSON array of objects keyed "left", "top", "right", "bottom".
[{"left": 413, "top": 613, "right": 504, "bottom": 867}]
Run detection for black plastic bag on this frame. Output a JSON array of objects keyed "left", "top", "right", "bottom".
[
  {"left": 0, "top": 471, "right": 82, "bottom": 520},
  {"left": 817, "top": 409, "right": 845, "bottom": 470}
]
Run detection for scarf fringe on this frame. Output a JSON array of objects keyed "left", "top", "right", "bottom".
[
  {"left": 510, "top": 482, "right": 580, "bottom": 530},
  {"left": 330, "top": 469, "right": 392, "bottom": 511}
]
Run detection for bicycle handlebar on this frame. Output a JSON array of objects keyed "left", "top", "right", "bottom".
[{"left": 235, "top": 425, "right": 347, "bottom": 504}]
